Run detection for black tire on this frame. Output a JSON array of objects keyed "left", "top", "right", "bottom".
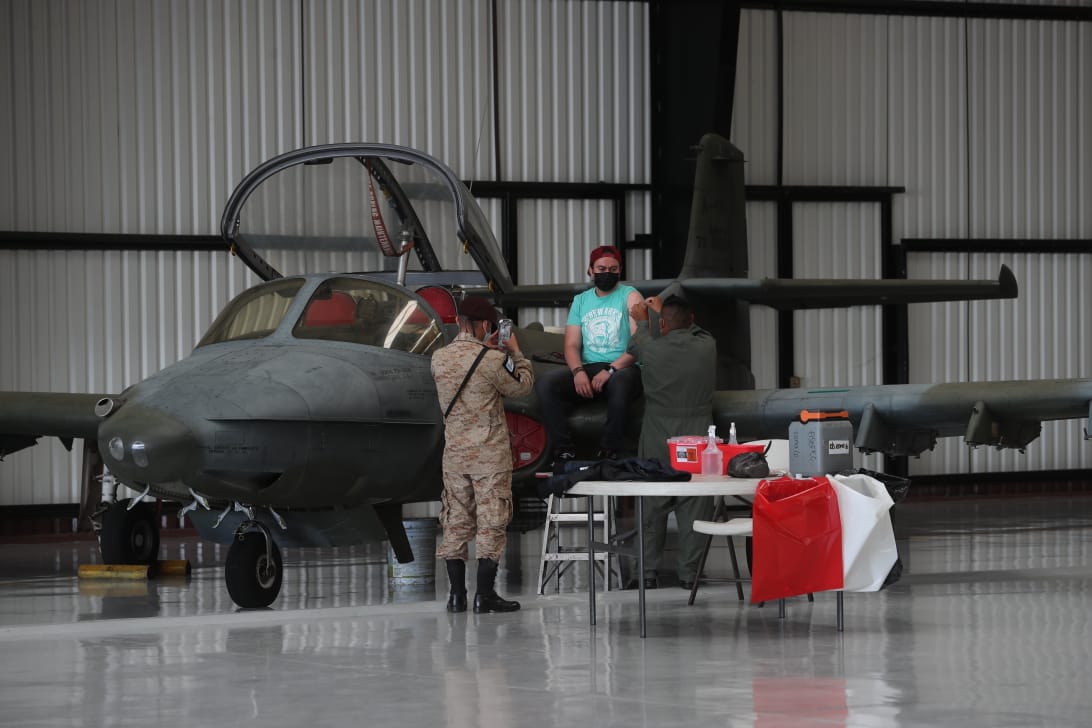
[
  {"left": 225, "top": 532, "right": 283, "bottom": 608},
  {"left": 99, "top": 499, "right": 160, "bottom": 565}
]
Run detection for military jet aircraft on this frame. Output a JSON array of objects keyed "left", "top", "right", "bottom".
[{"left": 1, "top": 135, "right": 1088, "bottom": 608}]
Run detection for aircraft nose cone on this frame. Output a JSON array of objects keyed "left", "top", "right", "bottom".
[{"left": 98, "top": 404, "right": 198, "bottom": 484}]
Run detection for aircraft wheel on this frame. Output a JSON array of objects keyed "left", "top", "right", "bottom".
[
  {"left": 98, "top": 499, "right": 160, "bottom": 565},
  {"left": 225, "top": 532, "right": 283, "bottom": 608}
]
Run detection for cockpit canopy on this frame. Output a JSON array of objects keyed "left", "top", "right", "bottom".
[
  {"left": 198, "top": 276, "right": 447, "bottom": 356},
  {"left": 219, "top": 143, "right": 513, "bottom": 295}
]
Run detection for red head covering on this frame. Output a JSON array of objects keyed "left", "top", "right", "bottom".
[{"left": 588, "top": 245, "right": 622, "bottom": 269}]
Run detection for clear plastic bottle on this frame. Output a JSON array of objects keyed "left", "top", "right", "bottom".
[
  {"left": 728, "top": 421, "right": 738, "bottom": 445},
  {"left": 701, "top": 424, "right": 723, "bottom": 476}
]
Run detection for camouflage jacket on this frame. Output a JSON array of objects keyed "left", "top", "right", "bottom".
[{"left": 431, "top": 333, "right": 535, "bottom": 474}]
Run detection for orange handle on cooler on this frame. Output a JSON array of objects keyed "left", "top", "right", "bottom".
[{"left": 799, "top": 409, "right": 849, "bottom": 423}]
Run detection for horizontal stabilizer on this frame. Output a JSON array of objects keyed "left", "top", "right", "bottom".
[
  {"left": 499, "top": 279, "right": 691, "bottom": 308},
  {"left": 678, "top": 266, "right": 1017, "bottom": 310}
]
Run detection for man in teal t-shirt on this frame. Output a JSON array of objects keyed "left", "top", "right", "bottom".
[{"left": 535, "top": 245, "right": 644, "bottom": 463}]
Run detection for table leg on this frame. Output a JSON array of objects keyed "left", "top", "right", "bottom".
[
  {"left": 637, "top": 495, "right": 646, "bottom": 638},
  {"left": 587, "top": 496, "right": 596, "bottom": 625}
]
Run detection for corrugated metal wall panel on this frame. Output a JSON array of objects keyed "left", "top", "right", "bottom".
[
  {"left": 968, "top": 19, "right": 1084, "bottom": 239},
  {"left": 905, "top": 253, "right": 972, "bottom": 475},
  {"left": 0, "top": 1, "right": 12, "bottom": 227},
  {"left": 791, "top": 203, "right": 884, "bottom": 389},
  {"left": 889, "top": 16, "right": 972, "bottom": 476},
  {"left": 791, "top": 202, "right": 886, "bottom": 472},
  {"left": 965, "top": 252, "right": 1091, "bottom": 473},
  {"left": 782, "top": 12, "right": 890, "bottom": 186},
  {"left": 731, "top": 9, "right": 778, "bottom": 186},
  {"left": 495, "top": 0, "right": 648, "bottom": 183},
  {"left": 889, "top": 16, "right": 968, "bottom": 240},
  {"left": 1084, "top": 23, "right": 1092, "bottom": 237},
  {"left": 0, "top": 250, "right": 258, "bottom": 505},
  {"left": 0, "top": 0, "right": 652, "bottom": 506},
  {"left": 899, "top": 18, "right": 1091, "bottom": 476},
  {"left": 780, "top": 13, "right": 889, "bottom": 474},
  {"left": 304, "top": 0, "right": 497, "bottom": 177},
  {"left": 3, "top": 4, "right": 1090, "bottom": 503},
  {"left": 906, "top": 250, "right": 1092, "bottom": 477},
  {"left": 0, "top": 0, "right": 302, "bottom": 234}
]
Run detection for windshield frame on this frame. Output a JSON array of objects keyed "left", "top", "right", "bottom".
[
  {"left": 196, "top": 277, "right": 307, "bottom": 347},
  {"left": 291, "top": 276, "right": 448, "bottom": 356}
]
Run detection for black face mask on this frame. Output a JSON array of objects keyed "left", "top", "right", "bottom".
[{"left": 593, "top": 272, "right": 620, "bottom": 292}]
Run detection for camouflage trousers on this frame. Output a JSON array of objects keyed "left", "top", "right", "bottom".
[{"left": 435, "top": 470, "right": 513, "bottom": 562}]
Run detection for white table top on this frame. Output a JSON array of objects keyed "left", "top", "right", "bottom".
[{"left": 566, "top": 474, "right": 763, "bottom": 497}]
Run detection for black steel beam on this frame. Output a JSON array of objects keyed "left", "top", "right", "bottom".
[
  {"left": 904, "top": 238, "right": 1092, "bottom": 254},
  {"left": 747, "top": 185, "right": 906, "bottom": 202},
  {"left": 742, "top": 0, "right": 1092, "bottom": 22},
  {"left": 463, "top": 180, "right": 650, "bottom": 200},
  {"left": 0, "top": 231, "right": 224, "bottom": 251}
]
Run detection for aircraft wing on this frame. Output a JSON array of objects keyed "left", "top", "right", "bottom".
[
  {"left": 496, "top": 266, "right": 1016, "bottom": 310},
  {"left": 718, "top": 378, "right": 1092, "bottom": 456},
  {"left": 0, "top": 392, "right": 109, "bottom": 457}
]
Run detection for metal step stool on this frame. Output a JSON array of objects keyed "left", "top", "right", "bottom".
[{"left": 536, "top": 493, "right": 624, "bottom": 594}]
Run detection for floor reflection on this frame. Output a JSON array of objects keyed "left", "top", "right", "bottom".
[{"left": 1, "top": 495, "right": 1091, "bottom": 727}]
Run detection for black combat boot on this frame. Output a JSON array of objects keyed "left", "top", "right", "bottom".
[
  {"left": 445, "top": 559, "right": 467, "bottom": 613},
  {"left": 473, "top": 558, "right": 520, "bottom": 613}
]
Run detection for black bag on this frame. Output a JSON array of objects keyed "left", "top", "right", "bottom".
[
  {"left": 537, "top": 457, "right": 690, "bottom": 498},
  {"left": 728, "top": 451, "right": 770, "bottom": 478}
]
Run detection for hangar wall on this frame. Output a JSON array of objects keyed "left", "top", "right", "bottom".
[
  {"left": 0, "top": 2, "right": 1089, "bottom": 506},
  {"left": 731, "top": 9, "right": 1091, "bottom": 477},
  {"left": 0, "top": 0, "right": 650, "bottom": 506}
]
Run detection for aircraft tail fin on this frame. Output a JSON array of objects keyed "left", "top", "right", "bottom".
[
  {"left": 675, "top": 134, "right": 755, "bottom": 389},
  {"left": 679, "top": 134, "right": 749, "bottom": 281}
]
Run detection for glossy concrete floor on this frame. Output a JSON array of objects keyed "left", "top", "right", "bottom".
[{"left": 2, "top": 494, "right": 1092, "bottom": 727}]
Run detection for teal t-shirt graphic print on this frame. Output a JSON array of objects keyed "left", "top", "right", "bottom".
[{"left": 566, "top": 285, "right": 637, "bottom": 364}]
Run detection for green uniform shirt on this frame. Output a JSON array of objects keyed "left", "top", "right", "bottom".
[{"left": 627, "top": 320, "right": 717, "bottom": 461}]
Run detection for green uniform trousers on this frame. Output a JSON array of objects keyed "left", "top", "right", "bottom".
[{"left": 641, "top": 494, "right": 715, "bottom": 582}]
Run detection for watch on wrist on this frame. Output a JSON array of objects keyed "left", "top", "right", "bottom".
[{"left": 607, "top": 365, "right": 617, "bottom": 375}]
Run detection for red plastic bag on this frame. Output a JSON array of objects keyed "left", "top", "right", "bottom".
[{"left": 751, "top": 476, "right": 844, "bottom": 603}]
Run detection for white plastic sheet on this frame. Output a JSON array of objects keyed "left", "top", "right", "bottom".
[{"left": 829, "top": 473, "right": 898, "bottom": 592}]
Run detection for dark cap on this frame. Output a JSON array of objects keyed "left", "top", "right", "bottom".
[
  {"left": 588, "top": 245, "right": 622, "bottom": 268},
  {"left": 456, "top": 295, "right": 499, "bottom": 324}
]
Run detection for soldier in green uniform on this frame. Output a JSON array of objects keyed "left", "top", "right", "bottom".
[
  {"left": 431, "top": 296, "right": 535, "bottom": 613},
  {"left": 628, "top": 295, "right": 718, "bottom": 590}
]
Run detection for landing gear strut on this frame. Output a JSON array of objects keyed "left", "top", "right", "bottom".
[
  {"left": 225, "top": 520, "right": 283, "bottom": 608},
  {"left": 98, "top": 499, "right": 160, "bottom": 565}
]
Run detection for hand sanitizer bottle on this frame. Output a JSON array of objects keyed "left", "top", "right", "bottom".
[
  {"left": 701, "top": 425, "right": 723, "bottom": 476},
  {"left": 728, "top": 422, "right": 738, "bottom": 445}
]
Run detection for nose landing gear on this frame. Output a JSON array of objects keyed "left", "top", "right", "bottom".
[
  {"left": 225, "top": 520, "right": 283, "bottom": 608},
  {"left": 96, "top": 498, "right": 161, "bottom": 566}
]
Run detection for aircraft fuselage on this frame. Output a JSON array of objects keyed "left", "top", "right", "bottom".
[{"left": 97, "top": 339, "right": 444, "bottom": 509}]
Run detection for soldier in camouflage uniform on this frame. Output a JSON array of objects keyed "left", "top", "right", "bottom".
[{"left": 431, "top": 295, "right": 535, "bottom": 614}]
